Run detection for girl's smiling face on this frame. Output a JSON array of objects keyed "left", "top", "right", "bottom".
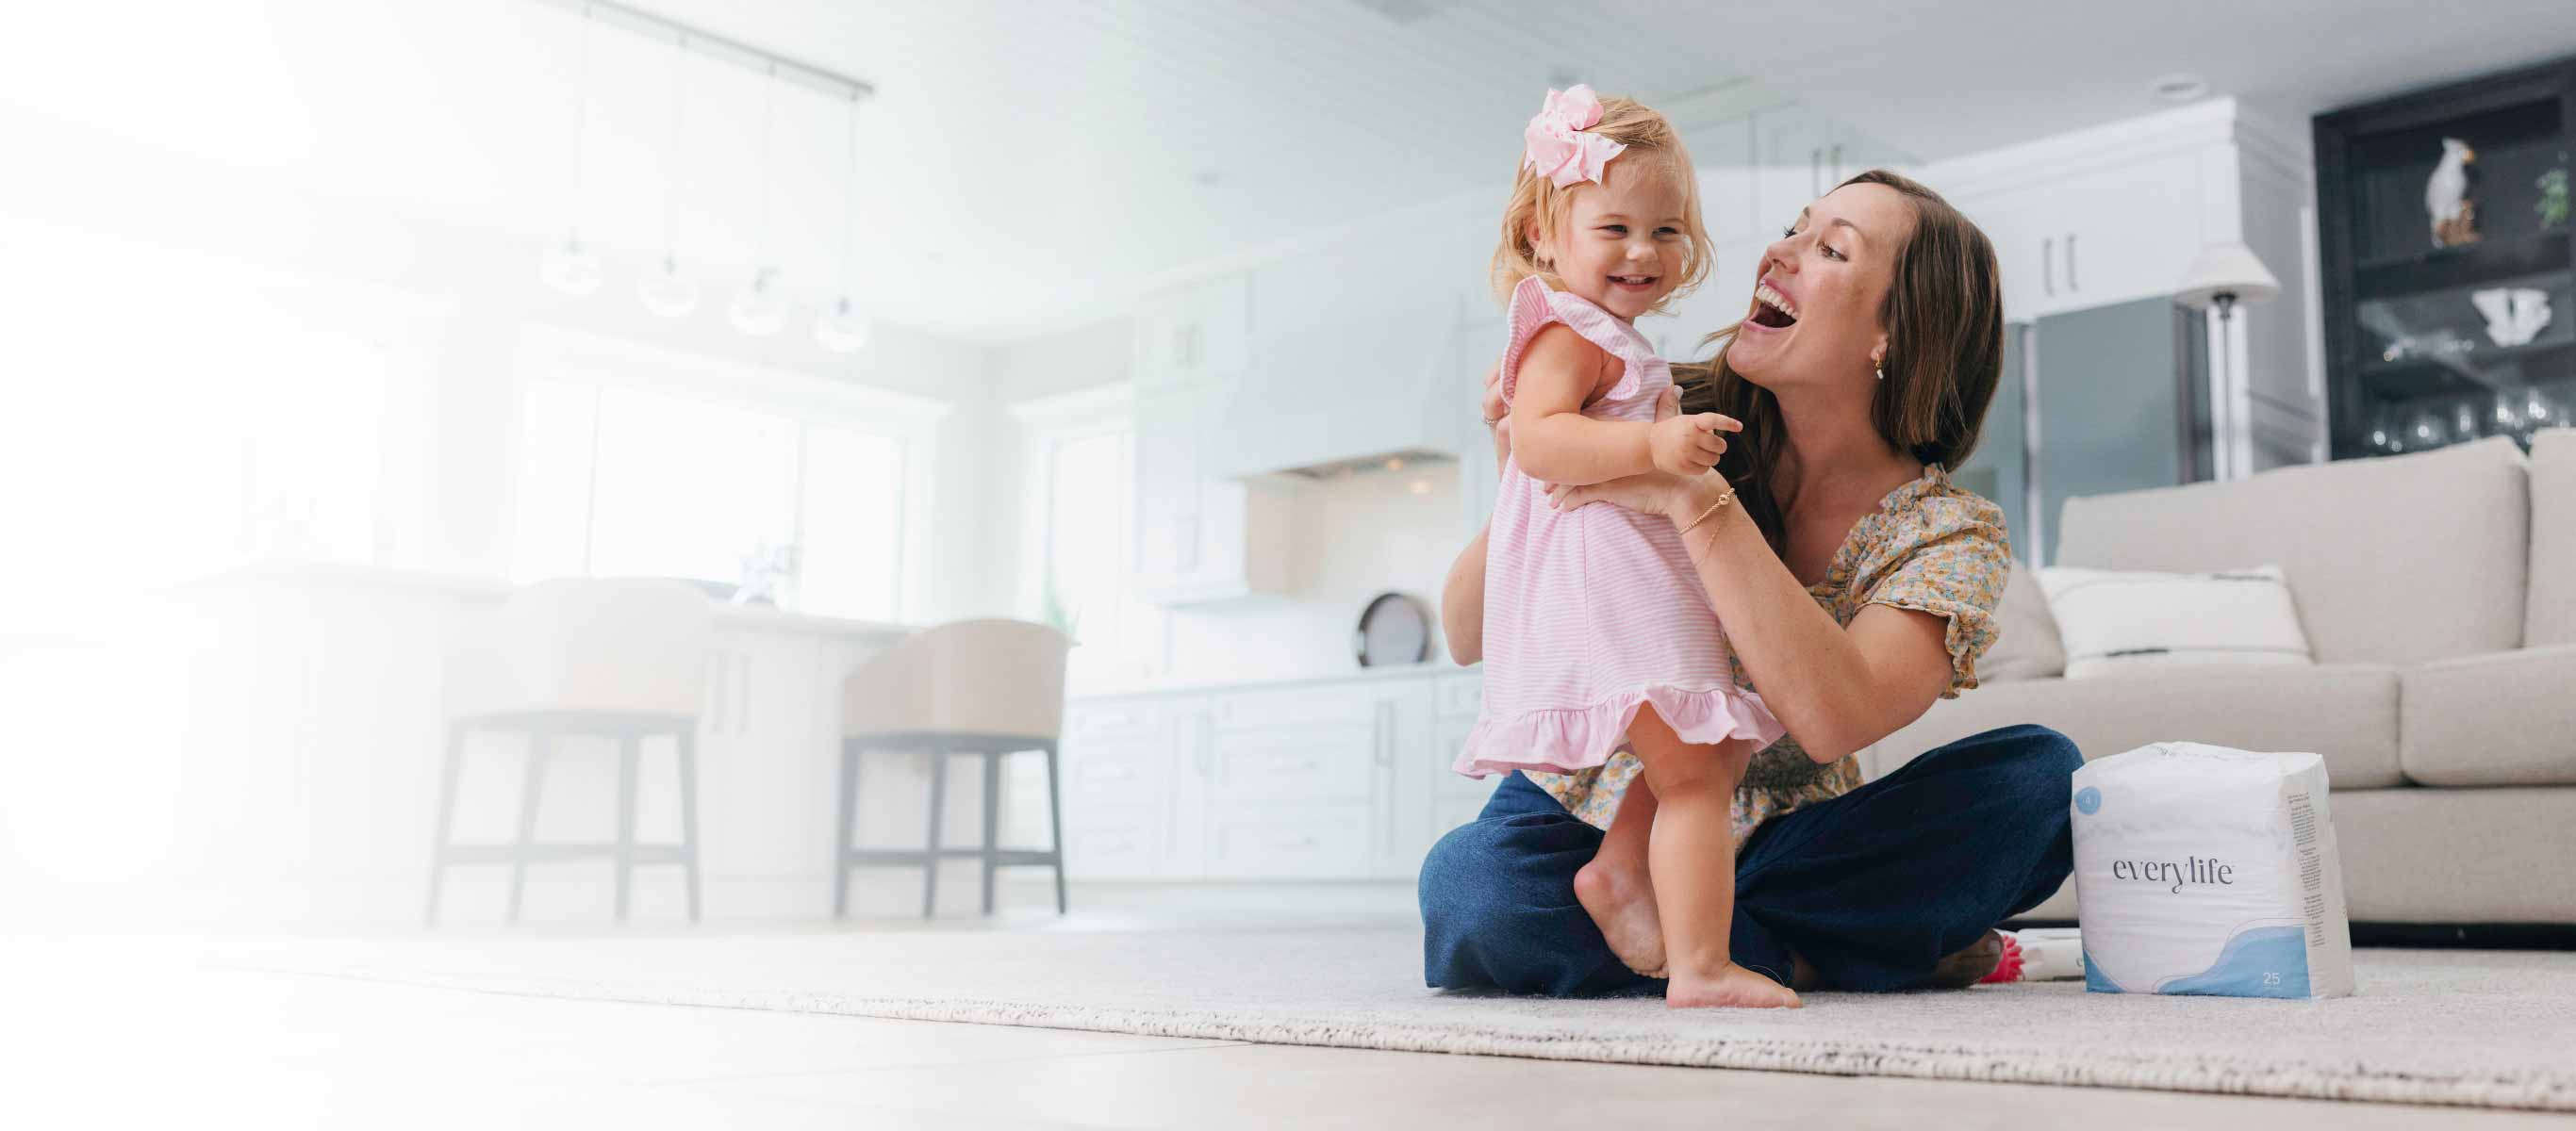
[{"left": 1528, "top": 153, "right": 1693, "bottom": 321}]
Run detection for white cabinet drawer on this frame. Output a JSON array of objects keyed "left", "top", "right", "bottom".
[
  {"left": 1065, "top": 805, "right": 1163, "bottom": 878},
  {"left": 1063, "top": 736, "right": 1167, "bottom": 807},
  {"left": 1431, "top": 718, "right": 1492, "bottom": 799},
  {"left": 1205, "top": 805, "right": 1373, "bottom": 877},
  {"left": 1066, "top": 701, "right": 1163, "bottom": 740},
  {"left": 1434, "top": 673, "right": 1482, "bottom": 719},
  {"left": 1207, "top": 724, "right": 1376, "bottom": 804},
  {"left": 1214, "top": 685, "right": 1376, "bottom": 729}
]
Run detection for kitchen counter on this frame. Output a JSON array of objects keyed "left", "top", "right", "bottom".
[
  {"left": 187, "top": 558, "right": 912, "bottom": 641},
  {"left": 1068, "top": 660, "right": 1475, "bottom": 700}
]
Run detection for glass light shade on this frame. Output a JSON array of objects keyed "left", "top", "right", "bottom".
[
  {"left": 538, "top": 235, "right": 603, "bottom": 297},
  {"left": 815, "top": 294, "right": 870, "bottom": 352},
  {"left": 2174, "top": 241, "right": 2281, "bottom": 310},
  {"left": 636, "top": 254, "right": 701, "bottom": 318},
  {"left": 728, "top": 268, "right": 788, "bottom": 336}
]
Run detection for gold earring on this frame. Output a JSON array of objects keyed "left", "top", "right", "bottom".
[{"left": 1874, "top": 361, "right": 1886, "bottom": 382}]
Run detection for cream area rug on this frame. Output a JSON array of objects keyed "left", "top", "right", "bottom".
[{"left": 222, "top": 926, "right": 2576, "bottom": 1111}]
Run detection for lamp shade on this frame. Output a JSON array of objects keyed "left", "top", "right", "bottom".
[{"left": 2174, "top": 241, "right": 2280, "bottom": 309}]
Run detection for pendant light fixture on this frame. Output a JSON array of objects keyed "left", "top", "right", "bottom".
[
  {"left": 727, "top": 63, "right": 787, "bottom": 336},
  {"left": 636, "top": 29, "right": 700, "bottom": 318},
  {"left": 537, "top": 3, "right": 603, "bottom": 296},
  {"left": 814, "top": 90, "right": 870, "bottom": 352}
]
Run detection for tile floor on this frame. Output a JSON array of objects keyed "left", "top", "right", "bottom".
[{"left": 17, "top": 887, "right": 2570, "bottom": 1130}]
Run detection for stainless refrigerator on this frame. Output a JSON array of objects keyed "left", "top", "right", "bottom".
[{"left": 1952, "top": 297, "right": 2212, "bottom": 566}]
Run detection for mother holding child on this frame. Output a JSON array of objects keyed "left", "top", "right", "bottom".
[{"left": 1424, "top": 85, "right": 2083, "bottom": 1006}]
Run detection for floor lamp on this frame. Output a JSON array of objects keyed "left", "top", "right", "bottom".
[{"left": 2176, "top": 242, "right": 2282, "bottom": 481}]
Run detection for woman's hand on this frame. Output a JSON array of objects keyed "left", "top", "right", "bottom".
[
  {"left": 1480, "top": 361, "right": 1511, "bottom": 479},
  {"left": 1545, "top": 387, "right": 1740, "bottom": 519}
]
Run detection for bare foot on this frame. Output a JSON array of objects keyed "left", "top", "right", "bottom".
[
  {"left": 1666, "top": 961, "right": 1804, "bottom": 1009},
  {"left": 1573, "top": 857, "right": 1666, "bottom": 977},
  {"left": 1929, "top": 929, "right": 2006, "bottom": 988}
]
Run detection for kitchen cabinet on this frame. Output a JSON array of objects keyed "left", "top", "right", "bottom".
[
  {"left": 1694, "top": 122, "right": 1759, "bottom": 241},
  {"left": 1752, "top": 103, "right": 1832, "bottom": 230},
  {"left": 1453, "top": 317, "right": 1504, "bottom": 540},
  {"left": 1056, "top": 666, "right": 1494, "bottom": 881},
  {"left": 1131, "top": 383, "right": 1290, "bottom": 605},
  {"left": 1133, "top": 273, "right": 1249, "bottom": 393},
  {"left": 1957, "top": 152, "right": 2205, "bottom": 322}
]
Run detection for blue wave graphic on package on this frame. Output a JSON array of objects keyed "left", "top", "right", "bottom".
[{"left": 2084, "top": 926, "right": 2311, "bottom": 997}]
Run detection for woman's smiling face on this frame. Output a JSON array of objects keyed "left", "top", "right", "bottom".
[
  {"left": 1529, "top": 153, "right": 1692, "bottom": 321},
  {"left": 1726, "top": 181, "right": 1916, "bottom": 386}
]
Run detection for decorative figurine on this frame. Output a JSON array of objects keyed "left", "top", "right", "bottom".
[
  {"left": 2427, "top": 137, "right": 2479, "bottom": 248},
  {"left": 2540, "top": 167, "right": 2568, "bottom": 230},
  {"left": 2470, "top": 287, "right": 2552, "bottom": 348}
]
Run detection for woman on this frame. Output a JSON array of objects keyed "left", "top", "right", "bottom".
[{"left": 1421, "top": 170, "right": 2083, "bottom": 997}]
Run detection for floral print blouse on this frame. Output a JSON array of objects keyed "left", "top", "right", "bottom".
[{"left": 1521, "top": 462, "right": 2010, "bottom": 844}]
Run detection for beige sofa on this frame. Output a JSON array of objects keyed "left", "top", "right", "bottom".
[{"left": 1859, "top": 431, "right": 2576, "bottom": 925}]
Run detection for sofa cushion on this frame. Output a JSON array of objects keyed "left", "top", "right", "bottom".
[
  {"left": 2055, "top": 436, "right": 2527, "bottom": 667},
  {"left": 2331, "top": 788, "right": 2576, "bottom": 923},
  {"left": 2038, "top": 564, "right": 2312, "bottom": 679},
  {"left": 2530, "top": 430, "right": 2576, "bottom": 647},
  {"left": 1862, "top": 664, "right": 2404, "bottom": 789},
  {"left": 2400, "top": 644, "right": 2576, "bottom": 786},
  {"left": 1980, "top": 564, "right": 2065, "bottom": 681}
]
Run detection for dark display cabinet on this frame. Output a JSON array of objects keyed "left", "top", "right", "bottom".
[{"left": 2316, "top": 57, "right": 2575, "bottom": 460}]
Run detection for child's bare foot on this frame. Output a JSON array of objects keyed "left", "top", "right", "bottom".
[
  {"left": 1573, "top": 857, "right": 1666, "bottom": 977},
  {"left": 1666, "top": 962, "right": 1804, "bottom": 1009}
]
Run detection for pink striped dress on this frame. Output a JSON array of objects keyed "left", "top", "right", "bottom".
[{"left": 1454, "top": 277, "right": 1788, "bottom": 779}]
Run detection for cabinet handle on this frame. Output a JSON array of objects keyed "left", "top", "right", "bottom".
[
  {"left": 1808, "top": 147, "right": 1821, "bottom": 198},
  {"left": 2064, "top": 232, "right": 2078, "bottom": 292},
  {"left": 2041, "top": 237, "right": 2056, "bottom": 297},
  {"left": 1174, "top": 515, "right": 1199, "bottom": 573},
  {"left": 1373, "top": 701, "right": 1394, "bottom": 767},
  {"left": 1829, "top": 142, "right": 1843, "bottom": 183}
]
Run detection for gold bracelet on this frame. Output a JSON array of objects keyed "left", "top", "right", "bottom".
[{"left": 1678, "top": 487, "right": 1737, "bottom": 534}]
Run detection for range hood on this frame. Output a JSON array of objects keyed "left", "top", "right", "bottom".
[{"left": 1204, "top": 303, "right": 1471, "bottom": 480}]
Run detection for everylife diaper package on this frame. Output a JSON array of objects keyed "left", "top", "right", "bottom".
[{"left": 2070, "top": 742, "right": 2355, "bottom": 999}]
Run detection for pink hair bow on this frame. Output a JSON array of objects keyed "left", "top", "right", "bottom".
[{"left": 1523, "top": 84, "right": 1626, "bottom": 188}]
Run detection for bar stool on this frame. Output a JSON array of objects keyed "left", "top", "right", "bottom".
[
  {"left": 427, "top": 579, "right": 713, "bottom": 925},
  {"left": 836, "top": 619, "right": 1071, "bottom": 918}
]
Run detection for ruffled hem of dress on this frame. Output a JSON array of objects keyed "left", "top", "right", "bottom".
[{"left": 1452, "top": 683, "right": 1788, "bottom": 779}]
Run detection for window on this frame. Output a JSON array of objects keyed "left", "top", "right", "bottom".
[
  {"left": 1015, "top": 386, "right": 1161, "bottom": 679},
  {"left": 509, "top": 336, "right": 937, "bottom": 623}
]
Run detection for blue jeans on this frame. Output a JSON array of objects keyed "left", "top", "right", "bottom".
[{"left": 1418, "top": 723, "right": 2083, "bottom": 995}]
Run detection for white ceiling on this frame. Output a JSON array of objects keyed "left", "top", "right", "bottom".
[
  {"left": 6, "top": 1, "right": 2570, "bottom": 347},
  {"left": 1662, "top": 0, "right": 2576, "bottom": 160}
]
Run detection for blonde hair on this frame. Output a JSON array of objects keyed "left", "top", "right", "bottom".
[{"left": 1489, "top": 95, "right": 1711, "bottom": 315}]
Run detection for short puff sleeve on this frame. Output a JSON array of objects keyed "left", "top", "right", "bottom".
[{"left": 1858, "top": 491, "right": 2010, "bottom": 699}]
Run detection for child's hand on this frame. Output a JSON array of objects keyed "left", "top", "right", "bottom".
[{"left": 1650, "top": 411, "right": 1735, "bottom": 475}]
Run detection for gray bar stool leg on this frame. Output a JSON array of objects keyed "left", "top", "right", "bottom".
[
  {"left": 615, "top": 731, "right": 640, "bottom": 921},
  {"left": 922, "top": 742, "right": 948, "bottom": 919},
  {"left": 508, "top": 732, "right": 554, "bottom": 925},
  {"left": 1044, "top": 741, "right": 1066, "bottom": 915},
  {"left": 980, "top": 749, "right": 1001, "bottom": 915},
  {"left": 676, "top": 727, "right": 702, "bottom": 922},
  {"left": 425, "top": 721, "right": 467, "bottom": 925},
  {"left": 834, "top": 740, "right": 858, "bottom": 918}
]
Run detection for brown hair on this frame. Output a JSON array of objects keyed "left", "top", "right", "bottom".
[
  {"left": 1489, "top": 96, "right": 1712, "bottom": 315},
  {"left": 1673, "top": 169, "right": 2004, "bottom": 553}
]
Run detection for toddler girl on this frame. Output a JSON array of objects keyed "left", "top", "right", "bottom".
[{"left": 1452, "top": 86, "right": 1797, "bottom": 1009}]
